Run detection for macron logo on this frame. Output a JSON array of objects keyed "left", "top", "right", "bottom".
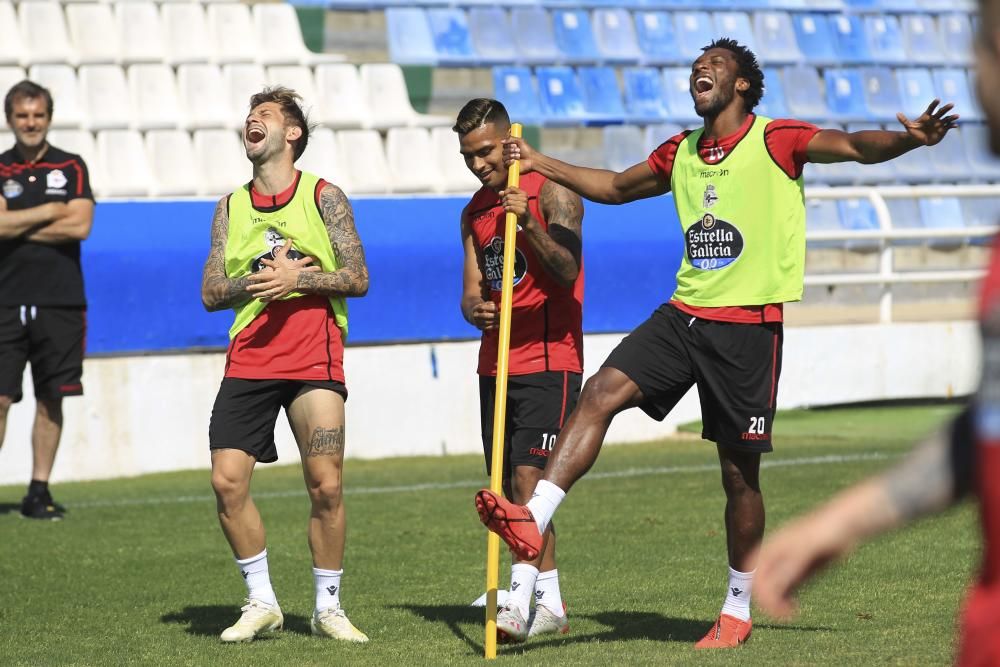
[
  {"left": 326, "top": 585, "right": 338, "bottom": 596},
  {"left": 535, "top": 591, "right": 545, "bottom": 600},
  {"left": 511, "top": 582, "right": 520, "bottom": 591},
  {"left": 241, "top": 570, "right": 249, "bottom": 580},
  {"left": 731, "top": 587, "right": 743, "bottom": 597}
]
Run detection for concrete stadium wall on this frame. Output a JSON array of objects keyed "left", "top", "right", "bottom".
[{"left": 0, "top": 320, "right": 979, "bottom": 486}]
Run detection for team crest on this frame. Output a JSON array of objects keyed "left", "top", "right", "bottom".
[
  {"left": 252, "top": 227, "right": 307, "bottom": 272},
  {"left": 46, "top": 169, "right": 67, "bottom": 189},
  {"left": 702, "top": 184, "right": 718, "bottom": 209},
  {"left": 2, "top": 179, "right": 22, "bottom": 198}
]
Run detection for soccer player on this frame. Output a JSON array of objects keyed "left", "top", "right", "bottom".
[
  {"left": 456, "top": 99, "right": 584, "bottom": 642},
  {"left": 201, "top": 87, "right": 369, "bottom": 643},
  {"left": 0, "top": 80, "right": 94, "bottom": 520},
  {"left": 474, "top": 38, "right": 959, "bottom": 648}
]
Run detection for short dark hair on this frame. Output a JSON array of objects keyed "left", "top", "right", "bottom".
[
  {"left": 4, "top": 80, "right": 54, "bottom": 120},
  {"left": 702, "top": 38, "right": 765, "bottom": 113},
  {"left": 452, "top": 98, "right": 510, "bottom": 135},
  {"left": 248, "top": 86, "right": 310, "bottom": 160}
]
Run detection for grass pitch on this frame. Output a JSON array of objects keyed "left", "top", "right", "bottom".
[{"left": 1, "top": 403, "right": 973, "bottom": 666}]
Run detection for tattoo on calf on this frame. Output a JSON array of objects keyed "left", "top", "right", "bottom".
[{"left": 305, "top": 425, "right": 345, "bottom": 457}]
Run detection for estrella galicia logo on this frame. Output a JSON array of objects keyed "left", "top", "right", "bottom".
[
  {"left": 482, "top": 236, "right": 527, "bottom": 292},
  {"left": 2, "top": 179, "right": 22, "bottom": 199},
  {"left": 686, "top": 213, "right": 744, "bottom": 271}
]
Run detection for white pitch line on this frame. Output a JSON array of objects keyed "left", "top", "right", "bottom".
[{"left": 68, "top": 451, "right": 893, "bottom": 510}]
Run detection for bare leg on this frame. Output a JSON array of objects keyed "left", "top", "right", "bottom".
[
  {"left": 511, "top": 465, "right": 555, "bottom": 570},
  {"left": 31, "top": 398, "right": 63, "bottom": 482},
  {"left": 717, "top": 446, "right": 764, "bottom": 571},
  {"left": 211, "top": 449, "right": 266, "bottom": 559},
  {"left": 0, "top": 395, "right": 12, "bottom": 450}
]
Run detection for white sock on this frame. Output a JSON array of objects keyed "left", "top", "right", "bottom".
[
  {"left": 235, "top": 549, "right": 277, "bottom": 606},
  {"left": 525, "top": 480, "right": 565, "bottom": 534},
  {"left": 534, "top": 569, "right": 564, "bottom": 616},
  {"left": 313, "top": 567, "right": 342, "bottom": 612},
  {"left": 509, "top": 563, "right": 539, "bottom": 619},
  {"left": 720, "top": 567, "right": 754, "bottom": 621}
]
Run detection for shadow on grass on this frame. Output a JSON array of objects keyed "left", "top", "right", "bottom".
[
  {"left": 0, "top": 503, "right": 22, "bottom": 515},
  {"left": 161, "top": 605, "right": 311, "bottom": 638},
  {"left": 392, "top": 604, "right": 483, "bottom": 653}
]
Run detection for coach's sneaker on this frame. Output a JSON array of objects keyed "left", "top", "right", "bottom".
[
  {"left": 311, "top": 607, "right": 369, "bottom": 643},
  {"left": 496, "top": 603, "right": 529, "bottom": 643},
  {"left": 694, "top": 614, "right": 752, "bottom": 649},
  {"left": 20, "top": 492, "right": 64, "bottom": 521},
  {"left": 528, "top": 602, "right": 569, "bottom": 638},
  {"left": 474, "top": 489, "right": 542, "bottom": 561},
  {"left": 220, "top": 599, "right": 283, "bottom": 643}
]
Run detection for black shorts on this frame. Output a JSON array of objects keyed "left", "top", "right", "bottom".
[
  {"left": 479, "top": 370, "right": 582, "bottom": 474},
  {"left": 0, "top": 306, "right": 85, "bottom": 402},
  {"left": 603, "top": 303, "right": 782, "bottom": 453},
  {"left": 209, "top": 378, "right": 348, "bottom": 463}
]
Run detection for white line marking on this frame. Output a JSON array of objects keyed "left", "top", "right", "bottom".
[{"left": 68, "top": 452, "right": 892, "bottom": 510}]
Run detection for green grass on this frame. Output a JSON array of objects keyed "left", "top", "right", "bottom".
[{"left": 0, "top": 404, "right": 974, "bottom": 666}]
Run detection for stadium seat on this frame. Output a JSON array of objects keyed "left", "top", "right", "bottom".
[
  {"left": 206, "top": 3, "right": 257, "bottom": 65},
  {"left": 18, "top": 2, "right": 77, "bottom": 66},
  {"left": 314, "top": 64, "right": 368, "bottom": 129},
  {"left": 803, "top": 194, "right": 844, "bottom": 249},
  {"left": 265, "top": 66, "right": 319, "bottom": 114},
  {"left": 900, "top": 14, "right": 946, "bottom": 66},
  {"left": 791, "top": 13, "right": 839, "bottom": 66},
  {"left": 385, "top": 8, "right": 436, "bottom": 66},
  {"left": 643, "top": 122, "right": 684, "bottom": 156},
  {"left": 295, "top": 127, "right": 352, "bottom": 193},
  {"left": 781, "top": 65, "right": 829, "bottom": 122},
  {"left": 430, "top": 126, "right": 481, "bottom": 194},
  {"left": 623, "top": 67, "right": 669, "bottom": 123},
  {"left": 837, "top": 197, "right": 880, "bottom": 252},
  {"left": 65, "top": 4, "right": 118, "bottom": 65},
  {"left": 0, "top": 2, "right": 24, "bottom": 67},
  {"left": 335, "top": 130, "right": 389, "bottom": 195},
  {"left": 222, "top": 63, "right": 269, "bottom": 128},
  {"left": 78, "top": 65, "right": 131, "bottom": 131},
  {"left": 845, "top": 122, "right": 897, "bottom": 184},
  {"left": 145, "top": 129, "right": 199, "bottom": 197},
  {"left": 593, "top": 9, "right": 641, "bottom": 64},
  {"left": 0, "top": 67, "right": 26, "bottom": 101},
  {"left": 860, "top": 67, "right": 903, "bottom": 123},
  {"left": 252, "top": 3, "right": 344, "bottom": 66},
  {"left": 939, "top": 13, "right": 973, "bottom": 66},
  {"left": 162, "top": 4, "right": 211, "bottom": 66},
  {"left": 884, "top": 196, "right": 923, "bottom": 245},
  {"left": 634, "top": 11, "right": 681, "bottom": 66},
  {"left": 662, "top": 67, "right": 702, "bottom": 124},
  {"left": 127, "top": 64, "right": 181, "bottom": 131},
  {"left": 46, "top": 129, "right": 99, "bottom": 190},
  {"left": 510, "top": 8, "right": 559, "bottom": 65},
  {"left": 933, "top": 67, "right": 981, "bottom": 122},
  {"left": 95, "top": 129, "right": 153, "bottom": 197},
  {"left": 193, "top": 129, "right": 248, "bottom": 196},
  {"left": 602, "top": 125, "right": 646, "bottom": 172},
  {"left": 864, "top": 15, "right": 905, "bottom": 65},
  {"left": 427, "top": 8, "right": 476, "bottom": 66},
  {"left": 753, "top": 12, "right": 802, "bottom": 66},
  {"left": 918, "top": 197, "right": 966, "bottom": 249},
  {"left": 386, "top": 127, "right": 436, "bottom": 193},
  {"left": 674, "top": 12, "right": 715, "bottom": 62},
  {"left": 360, "top": 63, "right": 450, "bottom": 129},
  {"left": 115, "top": 3, "right": 166, "bottom": 66},
  {"left": 27, "top": 65, "right": 83, "bottom": 129},
  {"left": 824, "top": 68, "right": 872, "bottom": 122},
  {"left": 756, "top": 67, "right": 789, "bottom": 119},
  {"left": 961, "top": 124, "right": 1000, "bottom": 182},
  {"left": 896, "top": 68, "right": 937, "bottom": 121},
  {"left": 179, "top": 64, "right": 231, "bottom": 130},
  {"left": 552, "top": 10, "right": 600, "bottom": 64},
  {"left": 930, "top": 127, "right": 973, "bottom": 183},
  {"left": 712, "top": 13, "right": 757, "bottom": 54},
  {"left": 467, "top": 8, "right": 512, "bottom": 65},
  {"left": 829, "top": 14, "right": 872, "bottom": 65},
  {"left": 492, "top": 66, "right": 543, "bottom": 125},
  {"left": 959, "top": 196, "right": 1000, "bottom": 232},
  {"left": 536, "top": 66, "right": 587, "bottom": 123},
  {"left": 578, "top": 66, "right": 627, "bottom": 123}
]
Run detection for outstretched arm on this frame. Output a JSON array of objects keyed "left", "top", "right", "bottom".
[
  {"left": 201, "top": 196, "right": 252, "bottom": 312},
  {"left": 807, "top": 99, "right": 959, "bottom": 164}
]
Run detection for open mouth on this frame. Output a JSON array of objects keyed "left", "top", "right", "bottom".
[
  {"left": 694, "top": 76, "right": 714, "bottom": 99},
  {"left": 245, "top": 124, "right": 266, "bottom": 146}
]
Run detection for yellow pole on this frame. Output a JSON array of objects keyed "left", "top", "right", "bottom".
[{"left": 484, "top": 122, "right": 523, "bottom": 660}]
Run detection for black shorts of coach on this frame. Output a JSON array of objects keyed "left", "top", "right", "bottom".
[
  {"left": 603, "top": 302, "right": 783, "bottom": 453},
  {"left": 209, "top": 378, "right": 348, "bottom": 463},
  {"left": 0, "top": 306, "right": 86, "bottom": 402},
  {"left": 480, "top": 370, "right": 583, "bottom": 476}
]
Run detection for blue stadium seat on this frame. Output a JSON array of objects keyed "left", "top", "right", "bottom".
[
  {"left": 578, "top": 66, "right": 627, "bottom": 123},
  {"left": 918, "top": 196, "right": 966, "bottom": 249},
  {"left": 829, "top": 14, "right": 872, "bottom": 65},
  {"left": 837, "top": 197, "right": 880, "bottom": 252},
  {"left": 674, "top": 11, "right": 715, "bottom": 62},
  {"left": 933, "top": 67, "right": 981, "bottom": 122},
  {"left": 756, "top": 67, "right": 789, "bottom": 119},
  {"left": 753, "top": 12, "right": 802, "bottom": 65},
  {"left": 661, "top": 66, "right": 703, "bottom": 124},
  {"left": 860, "top": 66, "right": 903, "bottom": 123},
  {"left": 603, "top": 125, "right": 647, "bottom": 172},
  {"left": 930, "top": 128, "right": 973, "bottom": 183},
  {"left": 552, "top": 9, "right": 600, "bottom": 64},
  {"left": 385, "top": 8, "right": 436, "bottom": 66},
  {"left": 804, "top": 195, "right": 845, "bottom": 249},
  {"left": 940, "top": 13, "right": 974, "bottom": 66},
  {"left": 791, "top": 13, "right": 839, "bottom": 66},
  {"left": 900, "top": 14, "right": 946, "bottom": 66},
  {"left": 896, "top": 68, "right": 937, "bottom": 121},
  {"left": 468, "top": 8, "right": 513, "bottom": 65},
  {"left": 593, "top": 9, "right": 641, "bottom": 64},
  {"left": 623, "top": 67, "right": 669, "bottom": 123},
  {"left": 864, "top": 15, "right": 906, "bottom": 65},
  {"left": 959, "top": 197, "right": 1000, "bottom": 233},
  {"left": 492, "top": 66, "right": 543, "bottom": 125},
  {"left": 644, "top": 122, "right": 684, "bottom": 155},
  {"left": 634, "top": 11, "right": 681, "bottom": 65},
  {"left": 712, "top": 12, "right": 757, "bottom": 53},
  {"left": 961, "top": 124, "right": 1000, "bottom": 182},
  {"left": 536, "top": 66, "right": 588, "bottom": 123},
  {"left": 782, "top": 64, "right": 830, "bottom": 122},
  {"left": 846, "top": 122, "right": 897, "bottom": 184},
  {"left": 511, "top": 8, "right": 559, "bottom": 65},
  {"left": 885, "top": 197, "right": 924, "bottom": 247},
  {"left": 426, "top": 9, "right": 475, "bottom": 65},
  {"left": 824, "top": 68, "right": 873, "bottom": 122}
]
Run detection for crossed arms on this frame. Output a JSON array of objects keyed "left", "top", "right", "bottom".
[{"left": 0, "top": 197, "right": 94, "bottom": 243}]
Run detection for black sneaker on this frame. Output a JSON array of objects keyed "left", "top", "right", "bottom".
[{"left": 20, "top": 493, "right": 64, "bottom": 520}]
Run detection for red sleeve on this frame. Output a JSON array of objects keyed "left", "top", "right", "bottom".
[
  {"left": 646, "top": 130, "right": 690, "bottom": 182},
  {"left": 763, "top": 119, "right": 821, "bottom": 180},
  {"left": 314, "top": 177, "right": 328, "bottom": 210}
]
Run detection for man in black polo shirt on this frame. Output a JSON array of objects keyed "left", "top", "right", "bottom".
[{"left": 0, "top": 80, "right": 94, "bottom": 520}]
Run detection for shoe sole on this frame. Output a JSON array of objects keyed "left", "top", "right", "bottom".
[
  {"left": 19, "top": 513, "right": 62, "bottom": 521},
  {"left": 220, "top": 621, "right": 282, "bottom": 643},
  {"left": 474, "top": 490, "right": 540, "bottom": 561},
  {"left": 694, "top": 627, "right": 751, "bottom": 649}
]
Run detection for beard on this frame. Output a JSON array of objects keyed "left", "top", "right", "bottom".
[{"left": 694, "top": 89, "right": 734, "bottom": 118}]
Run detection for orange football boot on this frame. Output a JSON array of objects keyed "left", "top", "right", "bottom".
[
  {"left": 694, "top": 614, "right": 752, "bottom": 649},
  {"left": 474, "top": 489, "right": 542, "bottom": 561}
]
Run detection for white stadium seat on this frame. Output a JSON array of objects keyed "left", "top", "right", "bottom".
[
  {"left": 359, "top": 63, "right": 450, "bottom": 130},
  {"left": 28, "top": 65, "right": 84, "bottom": 129},
  {"left": 66, "top": 4, "right": 119, "bottom": 65},
  {"left": 19, "top": 3, "right": 77, "bottom": 66},
  {"left": 265, "top": 65, "right": 319, "bottom": 115},
  {"left": 0, "top": 67, "right": 27, "bottom": 98},
  {"left": 0, "top": 2, "right": 25, "bottom": 67},
  {"left": 0, "top": 130, "right": 12, "bottom": 148},
  {"left": 95, "top": 129, "right": 153, "bottom": 197},
  {"left": 430, "top": 126, "right": 481, "bottom": 194},
  {"left": 115, "top": 2, "right": 166, "bottom": 66},
  {"left": 314, "top": 64, "right": 368, "bottom": 129},
  {"left": 127, "top": 64, "right": 181, "bottom": 131},
  {"left": 46, "top": 129, "right": 101, "bottom": 193},
  {"left": 145, "top": 129, "right": 198, "bottom": 197},
  {"left": 206, "top": 3, "right": 257, "bottom": 65},
  {"left": 252, "top": 3, "right": 344, "bottom": 66},
  {"left": 222, "top": 63, "right": 267, "bottom": 128},
  {"left": 193, "top": 129, "right": 248, "bottom": 197},
  {"left": 386, "top": 127, "right": 436, "bottom": 193},
  {"left": 295, "top": 127, "right": 352, "bottom": 193},
  {"left": 161, "top": 4, "right": 211, "bottom": 66},
  {"left": 78, "top": 65, "right": 132, "bottom": 131},
  {"left": 335, "top": 130, "right": 389, "bottom": 195},
  {"left": 176, "top": 64, "right": 230, "bottom": 130}
]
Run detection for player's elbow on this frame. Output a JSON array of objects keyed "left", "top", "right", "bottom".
[
  {"left": 554, "top": 266, "right": 579, "bottom": 289},
  {"left": 351, "top": 272, "right": 369, "bottom": 297}
]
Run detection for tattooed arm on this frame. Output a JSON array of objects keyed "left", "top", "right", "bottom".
[
  {"left": 500, "top": 180, "right": 583, "bottom": 289},
  {"left": 296, "top": 183, "right": 369, "bottom": 298},
  {"left": 201, "top": 196, "right": 252, "bottom": 312}
]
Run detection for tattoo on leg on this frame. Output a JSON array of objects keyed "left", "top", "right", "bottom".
[{"left": 305, "top": 426, "right": 345, "bottom": 457}]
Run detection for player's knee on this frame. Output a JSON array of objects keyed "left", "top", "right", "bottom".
[
  {"left": 211, "top": 469, "right": 249, "bottom": 505},
  {"left": 720, "top": 461, "right": 761, "bottom": 496},
  {"left": 578, "top": 371, "right": 625, "bottom": 417},
  {"left": 511, "top": 466, "right": 543, "bottom": 503},
  {"left": 307, "top": 477, "right": 343, "bottom": 511},
  {"left": 0, "top": 395, "right": 12, "bottom": 416}
]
